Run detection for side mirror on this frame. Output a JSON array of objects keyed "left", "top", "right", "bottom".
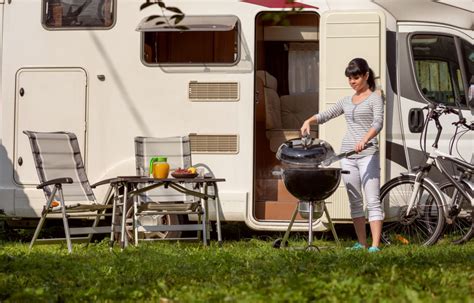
[{"left": 408, "top": 108, "right": 424, "bottom": 133}]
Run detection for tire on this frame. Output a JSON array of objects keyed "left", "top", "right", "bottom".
[
  {"left": 439, "top": 181, "right": 473, "bottom": 244},
  {"left": 125, "top": 205, "right": 183, "bottom": 243},
  {"left": 380, "top": 175, "right": 445, "bottom": 246}
]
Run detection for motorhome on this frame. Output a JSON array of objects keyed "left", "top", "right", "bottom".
[{"left": 0, "top": 0, "right": 472, "bottom": 234}]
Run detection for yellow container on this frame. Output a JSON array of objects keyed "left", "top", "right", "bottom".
[{"left": 150, "top": 157, "right": 170, "bottom": 179}]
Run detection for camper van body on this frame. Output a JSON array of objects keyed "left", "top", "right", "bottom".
[{"left": 0, "top": 0, "right": 472, "bottom": 231}]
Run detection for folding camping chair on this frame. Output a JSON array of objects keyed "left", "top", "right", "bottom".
[
  {"left": 24, "top": 131, "right": 120, "bottom": 253},
  {"left": 131, "top": 136, "right": 222, "bottom": 245}
]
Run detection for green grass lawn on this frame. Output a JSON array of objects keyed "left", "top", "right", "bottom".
[{"left": 1, "top": 238, "right": 473, "bottom": 302}]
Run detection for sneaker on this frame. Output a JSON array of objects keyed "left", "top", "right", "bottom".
[
  {"left": 368, "top": 246, "right": 381, "bottom": 253},
  {"left": 346, "top": 242, "right": 365, "bottom": 250}
]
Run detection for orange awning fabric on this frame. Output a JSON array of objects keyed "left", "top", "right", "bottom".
[{"left": 240, "top": 0, "right": 317, "bottom": 8}]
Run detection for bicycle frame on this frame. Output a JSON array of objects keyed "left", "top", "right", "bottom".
[
  {"left": 405, "top": 103, "right": 474, "bottom": 219},
  {"left": 406, "top": 148, "right": 474, "bottom": 220}
]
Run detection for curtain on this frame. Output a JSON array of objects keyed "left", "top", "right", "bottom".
[{"left": 288, "top": 43, "right": 319, "bottom": 95}]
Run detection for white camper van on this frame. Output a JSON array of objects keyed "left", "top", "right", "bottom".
[{"left": 0, "top": 0, "right": 472, "bottom": 233}]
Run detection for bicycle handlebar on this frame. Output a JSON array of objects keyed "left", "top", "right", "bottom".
[
  {"left": 422, "top": 103, "right": 473, "bottom": 149},
  {"left": 424, "top": 103, "right": 473, "bottom": 130}
]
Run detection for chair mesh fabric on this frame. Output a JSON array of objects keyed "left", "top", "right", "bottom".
[
  {"left": 135, "top": 136, "right": 193, "bottom": 203},
  {"left": 23, "top": 131, "right": 95, "bottom": 202}
]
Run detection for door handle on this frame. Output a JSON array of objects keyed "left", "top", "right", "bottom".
[
  {"left": 19, "top": 88, "right": 25, "bottom": 97},
  {"left": 18, "top": 157, "right": 23, "bottom": 166}
]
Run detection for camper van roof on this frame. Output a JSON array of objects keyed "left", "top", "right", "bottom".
[{"left": 373, "top": 0, "right": 473, "bottom": 30}]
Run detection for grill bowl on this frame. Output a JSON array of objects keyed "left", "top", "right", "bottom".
[{"left": 281, "top": 167, "right": 342, "bottom": 201}]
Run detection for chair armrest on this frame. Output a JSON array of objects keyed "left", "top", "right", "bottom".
[
  {"left": 37, "top": 178, "right": 73, "bottom": 189},
  {"left": 90, "top": 178, "right": 116, "bottom": 188}
]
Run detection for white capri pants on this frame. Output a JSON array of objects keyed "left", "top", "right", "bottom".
[{"left": 340, "top": 153, "right": 384, "bottom": 222}]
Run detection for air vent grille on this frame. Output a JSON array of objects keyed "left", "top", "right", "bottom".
[
  {"left": 189, "top": 82, "right": 239, "bottom": 101},
  {"left": 189, "top": 134, "right": 239, "bottom": 154}
]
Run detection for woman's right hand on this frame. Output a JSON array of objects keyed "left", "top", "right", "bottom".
[{"left": 300, "top": 119, "right": 312, "bottom": 136}]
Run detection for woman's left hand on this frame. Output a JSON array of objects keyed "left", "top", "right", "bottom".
[{"left": 355, "top": 140, "right": 368, "bottom": 153}]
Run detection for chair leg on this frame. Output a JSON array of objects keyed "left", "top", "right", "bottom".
[
  {"left": 58, "top": 187, "right": 73, "bottom": 253},
  {"left": 88, "top": 185, "right": 113, "bottom": 244},
  {"left": 30, "top": 186, "right": 58, "bottom": 250},
  {"left": 29, "top": 212, "right": 48, "bottom": 250}
]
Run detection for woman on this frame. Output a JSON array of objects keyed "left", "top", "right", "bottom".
[{"left": 301, "top": 58, "right": 384, "bottom": 252}]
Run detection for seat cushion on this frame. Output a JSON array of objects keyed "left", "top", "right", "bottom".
[
  {"left": 256, "top": 71, "right": 282, "bottom": 129},
  {"left": 264, "top": 87, "right": 282, "bottom": 129},
  {"left": 256, "top": 70, "right": 278, "bottom": 91},
  {"left": 280, "top": 93, "right": 318, "bottom": 129}
]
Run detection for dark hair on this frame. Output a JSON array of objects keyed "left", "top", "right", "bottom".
[{"left": 345, "top": 58, "right": 376, "bottom": 91}]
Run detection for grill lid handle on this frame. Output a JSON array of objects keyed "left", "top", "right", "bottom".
[{"left": 320, "top": 142, "right": 374, "bottom": 167}]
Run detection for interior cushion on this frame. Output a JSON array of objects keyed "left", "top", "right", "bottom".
[
  {"left": 264, "top": 87, "right": 282, "bottom": 129},
  {"left": 280, "top": 93, "right": 318, "bottom": 129},
  {"left": 256, "top": 70, "right": 278, "bottom": 91}
]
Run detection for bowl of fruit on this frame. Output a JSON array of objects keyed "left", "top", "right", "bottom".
[{"left": 171, "top": 167, "right": 199, "bottom": 179}]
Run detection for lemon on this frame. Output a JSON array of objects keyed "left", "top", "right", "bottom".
[{"left": 187, "top": 167, "right": 197, "bottom": 174}]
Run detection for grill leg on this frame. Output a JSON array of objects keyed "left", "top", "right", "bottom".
[
  {"left": 308, "top": 201, "right": 314, "bottom": 246},
  {"left": 324, "top": 203, "right": 340, "bottom": 246},
  {"left": 281, "top": 204, "right": 299, "bottom": 247}
]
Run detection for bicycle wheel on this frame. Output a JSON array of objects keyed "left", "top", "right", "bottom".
[
  {"left": 381, "top": 175, "right": 445, "bottom": 246},
  {"left": 439, "top": 181, "right": 473, "bottom": 244}
]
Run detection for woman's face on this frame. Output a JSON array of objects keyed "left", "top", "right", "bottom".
[{"left": 348, "top": 73, "right": 369, "bottom": 91}]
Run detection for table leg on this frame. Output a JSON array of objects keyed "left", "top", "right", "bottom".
[
  {"left": 201, "top": 197, "right": 208, "bottom": 245},
  {"left": 109, "top": 185, "right": 120, "bottom": 250},
  {"left": 212, "top": 183, "right": 223, "bottom": 246},
  {"left": 120, "top": 184, "right": 128, "bottom": 249},
  {"left": 133, "top": 189, "right": 138, "bottom": 246}
]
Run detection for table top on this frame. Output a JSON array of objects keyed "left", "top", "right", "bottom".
[{"left": 92, "top": 175, "right": 225, "bottom": 188}]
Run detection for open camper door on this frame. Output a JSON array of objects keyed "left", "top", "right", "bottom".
[{"left": 319, "top": 11, "right": 386, "bottom": 220}]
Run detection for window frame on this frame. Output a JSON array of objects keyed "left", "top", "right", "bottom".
[
  {"left": 41, "top": 0, "right": 117, "bottom": 31},
  {"left": 139, "top": 15, "right": 241, "bottom": 67},
  {"left": 408, "top": 32, "right": 470, "bottom": 108}
]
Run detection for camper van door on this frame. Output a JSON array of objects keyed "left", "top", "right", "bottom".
[{"left": 14, "top": 68, "right": 87, "bottom": 185}]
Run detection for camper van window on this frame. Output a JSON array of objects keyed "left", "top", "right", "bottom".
[
  {"left": 141, "top": 18, "right": 239, "bottom": 65},
  {"left": 461, "top": 39, "right": 474, "bottom": 93},
  {"left": 42, "top": 0, "right": 115, "bottom": 29},
  {"left": 410, "top": 34, "right": 465, "bottom": 106}
]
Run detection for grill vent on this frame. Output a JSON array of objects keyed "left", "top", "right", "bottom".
[
  {"left": 189, "top": 134, "right": 239, "bottom": 154},
  {"left": 189, "top": 82, "right": 239, "bottom": 101}
]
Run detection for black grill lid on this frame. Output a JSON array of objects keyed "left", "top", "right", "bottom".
[{"left": 276, "top": 137, "right": 336, "bottom": 166}]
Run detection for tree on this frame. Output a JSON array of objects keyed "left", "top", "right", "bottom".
[
  {"left": 140, "top": 0, "right": 186, "bottom": 29},
  {"left": 140, "top": 0, "right": 301, "bottom": 27}
]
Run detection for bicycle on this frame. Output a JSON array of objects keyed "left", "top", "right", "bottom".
[{"left": 380, "top": 103, "right": 473, "bottom": 246}]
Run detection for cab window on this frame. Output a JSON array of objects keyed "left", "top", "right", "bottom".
[{"left": 410, "top": 34, "right": 466, "bottom": 106}]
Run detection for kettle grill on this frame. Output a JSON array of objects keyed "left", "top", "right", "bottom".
[{"left": 272, "top": 135, "right": 371, "bottom": 250}]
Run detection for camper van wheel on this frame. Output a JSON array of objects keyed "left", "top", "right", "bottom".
[
  {"left": 272, "top": 238, "right": 288, "bottom": 249},
  {"left": 125, "top": 206, "right": 183, "bottom": 242}
]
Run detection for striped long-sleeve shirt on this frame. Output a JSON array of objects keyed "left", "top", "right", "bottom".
[{"left": 315, "top": 92, "right": 384, "bottom": 158}]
